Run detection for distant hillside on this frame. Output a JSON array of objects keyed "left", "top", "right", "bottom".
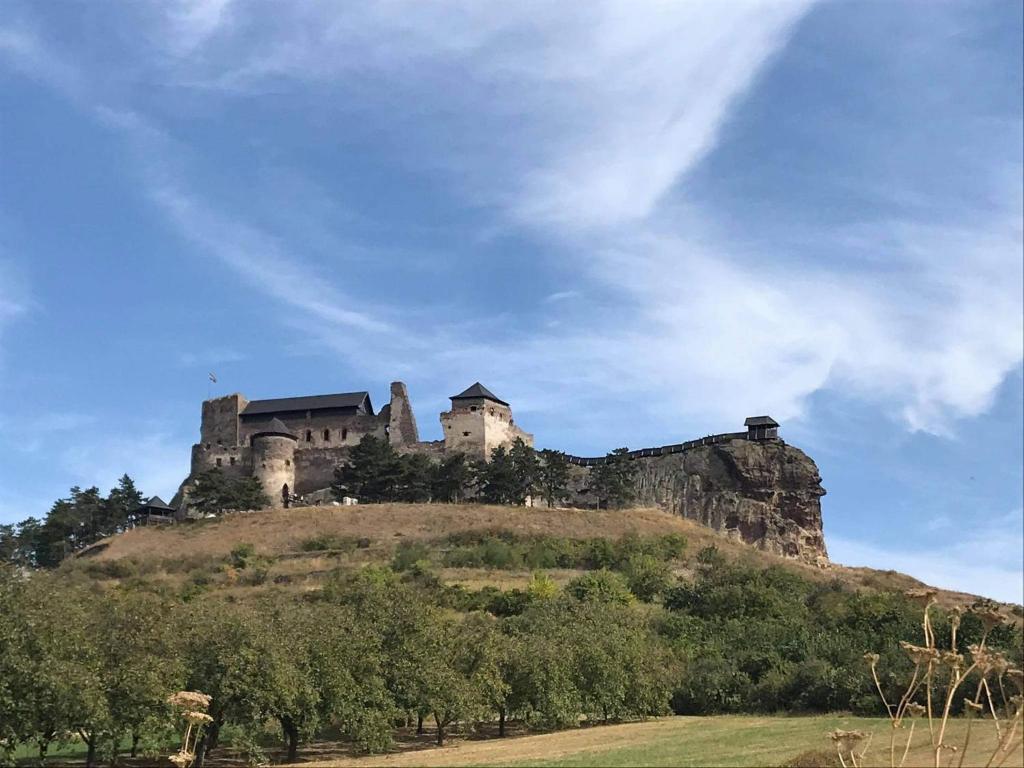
[{"left": 71, "top": 503, "right": 1016, "bottom": 615}]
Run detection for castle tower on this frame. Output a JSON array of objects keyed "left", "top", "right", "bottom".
[
  {"left": 250, "top": 417, "right": 297, "bottom": 507},
  {"left": 440, "top": 382, "right": 533, "bottom": 460},
  {"left": 387, "top": 381, "right": 420, "bottom": 447}
]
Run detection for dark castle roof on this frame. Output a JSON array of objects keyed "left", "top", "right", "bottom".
[
  {"left": 744, "top": 415, "right": 779, "bottom": 427},
  {"left": 241, "top": 391, "right": 373, "bottom": 417},
  {"left": 252, "top": 417, "right": 298, "bottom": 440},
  {"left": 450, "top": 382, "right": 509, "bottom": 406}
]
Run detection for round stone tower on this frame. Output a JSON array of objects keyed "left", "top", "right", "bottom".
[{"left": 250, "top": 417, "right": 297, "bottom": 507}]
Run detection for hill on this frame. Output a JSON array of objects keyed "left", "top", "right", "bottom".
[{"left": 71, "top": 503, "right": 1013, "bottom": 614}]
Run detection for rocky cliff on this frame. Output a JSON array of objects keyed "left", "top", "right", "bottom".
[{"left": 629, "top": 439, "right": 827, "bottom": 564}]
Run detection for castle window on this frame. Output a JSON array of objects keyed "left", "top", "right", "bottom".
[
  {"left": 323, "top": 429, "right": 330, "bottom": 442},
  {"left": 285, "top": 459, "right": 291, "bottom": 466},
  {"left": 342, "top": 428, "right": 348, "bottom": 440},
  {"left": 489, "top": 409, "right": 494, "bottom": 415},
  {"left": 463, "top": 431, "right": 471, "bottom": 437},
  {"left": 470, "top": 406, "right": 477, "bottom": 412},
  {"left": 215, "top": 457, "right": 222, "bottom": 467},
  {"left": 205, "top": 443, "right": 211, "bottom": 449},
  {"left": 306, "top": 430, "right": 312, "bottom": 442},
  {"left": 229, "top": 456, "right": 236, "bottom": 466}
]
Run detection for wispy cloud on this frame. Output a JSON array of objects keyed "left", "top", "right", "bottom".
[
  {"left": 544, "top": 290, "right": 581, "bottom": 304},
  {"left": 829, "top": 508, "right": 1024, "bottom": 604}
]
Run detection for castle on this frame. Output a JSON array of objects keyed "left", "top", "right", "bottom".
[
  {"left": 188, "top": 381, "right": 533, "bottom": 505},
  {"left": 178, "top": 380, "right": 827, "bottom": 565}
]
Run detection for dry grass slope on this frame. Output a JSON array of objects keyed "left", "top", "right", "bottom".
[{"left": 72, "top": 503, "right": 1013, "bottom": 612}]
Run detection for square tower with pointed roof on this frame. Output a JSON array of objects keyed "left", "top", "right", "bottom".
[{"left": 439, "top": 382, "right": 534, "bottom": 460}]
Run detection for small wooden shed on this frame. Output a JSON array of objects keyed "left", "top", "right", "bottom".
[{"left": 744, "top": 415, "right": 779, "bottom": 441}]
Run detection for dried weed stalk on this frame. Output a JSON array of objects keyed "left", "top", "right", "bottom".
[
  {"left": 167, "top": 691, "right": 213, "bottom": 768},
  {"left": 859, "top": 593, "right": 1023, "bottom": 768}
]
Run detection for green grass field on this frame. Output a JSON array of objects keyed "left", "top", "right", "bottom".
[{"left": 295, "top": 715, "right": 1023, "bottom": 768}]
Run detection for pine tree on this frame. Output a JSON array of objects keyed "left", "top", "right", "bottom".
[
  {"left": 430, "top": 452, "right": 471, "bottom": 503},
  {"left": 591, "top": 448, "right": 637, "bottom": 509},
  {"left": 537, "top": 449, "right": 571, "bottom": 507},
  {"left": 474, "top": 447, "right": 518, "bottom": 504},
  {"left": 508, "top": 439, "right": 540, "bottom": 505},
  {"left": 332, "top": 435, "right": 403, "bottom": 502}
]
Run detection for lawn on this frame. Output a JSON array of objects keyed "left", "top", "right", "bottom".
[{"left": 293, "top": 715, "right": 1023, "bottom": 768}]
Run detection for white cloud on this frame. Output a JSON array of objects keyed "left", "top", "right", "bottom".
[
  {"left": 164, "top": 0, "right": 234, "bottom": 56},
  {"left": 168, "top": 1, "right": 813, "bottom": 230},
  {"left": 829, "top": 509, "right": 1024, "bottom": 604}
]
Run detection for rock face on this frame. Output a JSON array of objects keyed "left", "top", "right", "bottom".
[{"left": 631, "top": 439, "right": 828, "bottom": 564}]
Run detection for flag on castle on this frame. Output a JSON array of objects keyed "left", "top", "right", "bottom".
[{"left": 209, "top": 372, "right": 217, "bottom": 383}]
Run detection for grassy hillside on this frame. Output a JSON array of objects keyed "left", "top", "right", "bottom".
[
  {"left": 287, "top": 715, "right": 1021, "bottom": 768},
  {"left": 70, "top": 503, "right": 1014, "bottom": 613}
]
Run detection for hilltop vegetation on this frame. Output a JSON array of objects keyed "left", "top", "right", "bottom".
[{"left": 2, "top": 503, "right": 1021, "bottom": 767}]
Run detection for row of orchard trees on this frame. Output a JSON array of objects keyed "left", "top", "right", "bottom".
[
  {"left": 332, "top": 436, "right": 639, "bottom": 509},
  {"left": 0, "top": 565, "right": 673, "bottom": 767}
]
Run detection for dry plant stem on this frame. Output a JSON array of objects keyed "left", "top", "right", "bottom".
[
  {"left": 935, "top": 660, "right": 979, "bottom": 765},
  {"left": 981, "top": 679, "right": 1002, "bottom": 738},
  {"left": 872, "top": 665, "right": 895, "bottom": 719},
  {"left": 896, "top": 665, "right": 923, "bottom": 721},
  {"left": 991, "top": 738, "right": 1021, "bottom": 768},
  {"left": 899, "top": 721, "right": 916, "bottom": 768},
  {"left": 958, "top": 681, "right": 987, "bottom": 768},
  {"left": 989, "top": 714, "right": 1023, "bottom": 768}
]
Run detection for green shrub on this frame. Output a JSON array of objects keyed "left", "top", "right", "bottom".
[
  {"left": 566, "top": 569, "right": 633, "bottom": 604},
  {"left": 623, "top": 554, "right": 672, "bottom": 602},
  {"left": 299, "top": 534, "right": 359, "bottom": 552},
  {"left": 392, "top": 541, "right": 430, "bottom": 571},
  {"left": 230, "top": 542, "right": 256, "bottom": 569}
]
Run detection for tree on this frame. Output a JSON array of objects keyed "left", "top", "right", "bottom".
[
  {"left": 332, "top": 435, "right": 404, "bottom": 502},
  {"left": 474, "top": 447, "right": 518, "bottom": 505},
  {"left": 537, "top": 449, "right": 571, "bottom": 508},
  {"left": 14, "top": 575, "right": 108, "bottom": 766},
  {"left": 189, "top": 469, "right": 268, "bottom": 514},
  {"left": 396, "top": 454, "right": 434, "bottom": 503},
  {"left": 416, "top": 612, "right": 500, "bottom": 745},
  {"left": 90, "top": 590, "right": 184, "bottom": 763},
  {"left": 431, "top": 452, "right": 471, "bottom": 503},
  {"left": 591, "top": 448, "right": 637, "bottom": 509},
  {"left": 622, "top": 554, "right": 672, "bottom": 603},
  {"left": 104, "top": 474, "right": 144, "bottom": 532},
  {"left": 508, "top": 439, "right": 540, "bottom": 505}
]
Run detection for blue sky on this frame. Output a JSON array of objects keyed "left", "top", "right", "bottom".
[{"left": 1, "top": 1, "right": 1021, "bottom": 601}]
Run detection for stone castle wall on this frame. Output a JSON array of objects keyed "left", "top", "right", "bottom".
[{"left": 561, "top": 438, "right": 828, "bottom": 564}]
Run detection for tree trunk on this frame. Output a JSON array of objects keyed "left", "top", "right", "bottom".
[
  {"left": 84, "top": 735, "right": 96, "bottom": 768},
  {"left": 498, "top": 708, "right": 506, "bottom": 738},
  {"left": 282, "top": 718, "right": 299, "bottom": 763},
  {"left": 434, "top": 714, "right": 445, "bottom": 746},
  {"left": 416, "top": 713, "right": 424, "bottom": 735},
  {"left": 206, "top": 720, "right": 221, "bottom": 753},
  {"left": 130, "top": 730, "right": 140, "bottom": 758},
  {"left": 37, "top": 741, "right": 48, "bottom": 768}
]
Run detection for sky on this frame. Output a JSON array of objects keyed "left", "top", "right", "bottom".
[{"left": 0, "top": 1, "right": 1021, "bottom": 602}]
